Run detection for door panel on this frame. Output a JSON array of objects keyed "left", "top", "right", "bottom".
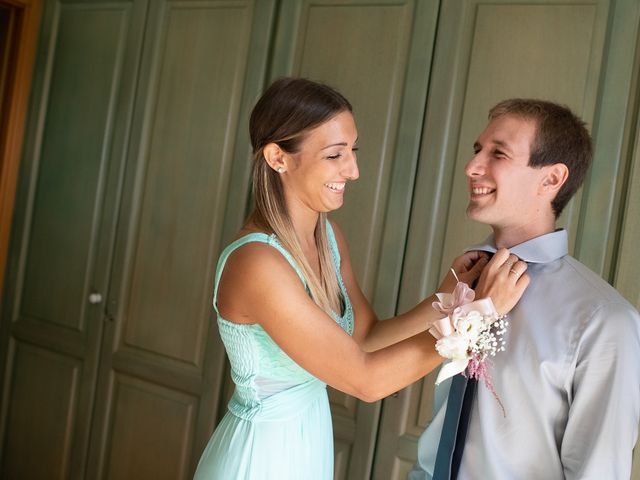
[
  {"left": 576, "top": 0, "right": 640, "bottom": 278},
  {"left": 276, "top": 0, "right": 416, "bottom": 297},
  {"left": 85, "top": 1, "right": 276, "bottom": 478},
  {"left": 20, "top": 4, "right": 128, "bottom": 330},
  {"left": 373, "top": 1, "right": 622, "bottom": 478},
  {"left": 613, "top": 31, "right": 640, "bottom": 474},
  {"left": 0, "top": 1, "right": 148, "bottom": 478},
  {"left": 619, "top": 119, "right": 640, "bottom": 477},
  {"left": 616, "top": 99, "right": 640, "bottom": 310},
  {"left": 270, "top": 1, "right": 440, "bottom": 478},
  {"left": 2, "top": 342, "right": 80, "bottom": 479},
  {"left": 121, "top": 1, "right": 251, "bottom": 366},
  {"left": 103, "top": 374, "right": 196, "bottom": 480}
]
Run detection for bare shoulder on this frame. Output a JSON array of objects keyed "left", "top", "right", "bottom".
[
  {"left": 217, "top": 240, "right": 308, "bottom": 323},
  {"left": 222, "top": 241, "right": 301, "bottom": 289}
]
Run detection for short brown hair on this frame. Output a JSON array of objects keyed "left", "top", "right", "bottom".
[{"left": 489, "top": 99, "right": 592, "bottom": 218}]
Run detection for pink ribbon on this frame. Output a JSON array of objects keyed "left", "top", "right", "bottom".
[{"left": 429, "top": 282, "right": 475, "bottom": 340}]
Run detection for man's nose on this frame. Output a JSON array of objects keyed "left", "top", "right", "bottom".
[{"left": 465, "top": 153, "right": 486, "bottom": 178}]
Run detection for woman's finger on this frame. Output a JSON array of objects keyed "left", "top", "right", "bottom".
[
  {"left": 491, "top": 248, "right": 511, "bottom": 266},
  {"left": 453, "top": 250, "right": 485, "bottom": 273},
  {"left": 507, "top": 260, "right": 527, "bottom": 280},
  {"left": 460, "top": 255, "right": 489, "bottom": 284},
  {"left": 501, "top": 253, "right": 520, "bottom": 271}
]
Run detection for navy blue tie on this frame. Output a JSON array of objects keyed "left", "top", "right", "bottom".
[{"left": 432, "top": 371, "right": 478, "bottom": 479}]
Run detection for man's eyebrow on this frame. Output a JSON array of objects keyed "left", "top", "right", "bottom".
[{"left": 473, "top": 139, "right": 512, "bottom": 153}]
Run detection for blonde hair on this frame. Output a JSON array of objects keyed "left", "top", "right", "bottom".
[{"left": 248, "top": 78, "right": 352, "bottom": 315}]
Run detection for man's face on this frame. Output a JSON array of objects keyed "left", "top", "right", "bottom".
[{"left": 465, "top": 114, "right": 549, "bottom": 234}]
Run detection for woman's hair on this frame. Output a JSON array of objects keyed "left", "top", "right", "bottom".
[{"left": 248, "top": 77, "right": 353, "bottom": 315}]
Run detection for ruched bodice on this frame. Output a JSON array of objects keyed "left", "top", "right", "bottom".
[{"left": 194, "top": 222, "right": 353, "bottom": 479}]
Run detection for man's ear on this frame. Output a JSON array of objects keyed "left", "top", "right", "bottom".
[
  {"left": 263, "top": 143, "right": 288, "bottom": 173},
  {"left": 540, "top": 163, "right": 569, "bottom": 195}
]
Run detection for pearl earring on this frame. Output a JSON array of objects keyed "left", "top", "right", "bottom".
[{"left": 277, "top": 167, "right": 285, "bottom": 173}]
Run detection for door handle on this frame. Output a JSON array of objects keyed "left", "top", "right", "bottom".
[{"left": 88, "top": 292, "right": 103, "bottom": 304}]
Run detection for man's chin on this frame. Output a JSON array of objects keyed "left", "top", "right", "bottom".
[
  {"left": 466, "top": 204, "right": 479, "bottom": 220},
  {"left": 466, "top": 205, "right": 491, "bottom": 224}
]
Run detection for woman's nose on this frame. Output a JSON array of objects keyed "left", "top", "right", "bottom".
[{"left": 343, "top": 152, "right": 359, "bottom": 180}]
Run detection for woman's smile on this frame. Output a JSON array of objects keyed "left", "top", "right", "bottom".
[{"left": 325, "top": 182, "right": 346, "bottom": 193}]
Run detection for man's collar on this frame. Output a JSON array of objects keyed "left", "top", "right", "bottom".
[{"left": 467, "top": 229, "right": 568, "bottom": 264}]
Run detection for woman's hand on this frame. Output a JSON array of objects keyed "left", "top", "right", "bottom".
[
  {"left": 438, "top": 251, "right": 489, "bottom": 293},
  {"left": 474, "top": 248, "right": 529, "bottom": 315}
]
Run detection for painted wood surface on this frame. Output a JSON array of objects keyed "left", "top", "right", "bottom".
[{"left": 1, "top": 0, "right": 639, "bottom": 478}]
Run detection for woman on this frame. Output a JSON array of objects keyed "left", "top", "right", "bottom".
[{"left": 194, "top": 77, "right": 528, "bottom": 479}]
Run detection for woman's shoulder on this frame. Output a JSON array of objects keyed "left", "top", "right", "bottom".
[
  {"left": 216, "top": 231, "right": 309, "bottom": 324},
  {"left": 225, "top": 234, "right": 283, "bottom": 270},
  {"left": 221, "top": 228, "right": 301, "bottom": 284},
  {"left": 218, "top": 233, "right": 307, "bottom": 305}
]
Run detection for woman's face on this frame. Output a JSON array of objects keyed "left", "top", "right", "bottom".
[{"left": 281, "top": 110, "right": 359, "bottom": 214}]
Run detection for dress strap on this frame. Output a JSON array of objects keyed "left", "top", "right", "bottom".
[
  {"left": 212, "top": 233, "right": 308, "bottom": 314},
  {"left": 325, "top": 220, "right": 341, "bottom": 268}
]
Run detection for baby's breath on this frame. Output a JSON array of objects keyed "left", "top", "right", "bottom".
[{"left": 469, "top": 314, "right": 508, "bottom": 360}]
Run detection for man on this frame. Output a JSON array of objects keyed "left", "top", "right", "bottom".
[{"left": 410, "top": 99, "right": 640, "bottom": 479}]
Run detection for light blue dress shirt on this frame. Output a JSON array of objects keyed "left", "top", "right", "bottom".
[{"left": 410, "top": 229, "right": 640, "bottom": 479}]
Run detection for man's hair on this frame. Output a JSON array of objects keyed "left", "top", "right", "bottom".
[{"left": 489, "top": 99, "right": 593, "bottom": 218}]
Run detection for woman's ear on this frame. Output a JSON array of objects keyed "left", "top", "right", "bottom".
[
  {"left": 540, "top": 163, "right": 569, "bottom": 194},
  {"left": 263, "top": 143, "right": 288, "bottom": 173}
]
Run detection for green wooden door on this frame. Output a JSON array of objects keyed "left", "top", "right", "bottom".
[
  {"left": 0, "top": 1, "right": 149, "bottom": 478},
  {"left": 266, "top": 1, "right": 440, "bottom": 477},
  {"left": 372, "top": 0, "right": 640, "bottom": 478},
  {"left": 4, "top": 0, "right": 639, "bottom": 478},
  {"left": 81, "top": 1, "right": 275, "bottom": 479},
  {"left": 0, "top": 0, "right": 275, "bottom": 478},
  {"left": 613, "top": 29, "right": 640, "bottom": 476}
]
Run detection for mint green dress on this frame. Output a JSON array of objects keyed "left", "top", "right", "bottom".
[{"left": 194, "top": 223, "right": 354, "bottom": 479}]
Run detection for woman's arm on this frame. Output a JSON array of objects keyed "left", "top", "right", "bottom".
[
  {"left": 217, "top": 242, "right": 443, "bottom": 402},
  {"left": 330, "top": 222, "right": 518, "bottom": 352},
  {"left": 217, "top": 233, "right": 528, "bottom": 403}
]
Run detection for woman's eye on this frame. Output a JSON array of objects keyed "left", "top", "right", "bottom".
[{"left": 327, "top": 153, "right": 342, "bottom": 160}]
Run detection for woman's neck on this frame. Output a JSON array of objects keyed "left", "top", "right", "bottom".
[{"left": 289, "top": 209, "right": 320, "bottom": 250}]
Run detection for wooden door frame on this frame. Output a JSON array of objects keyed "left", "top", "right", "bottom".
[{"left": 0, "top": 0, "right": 42, "bottom": 300}]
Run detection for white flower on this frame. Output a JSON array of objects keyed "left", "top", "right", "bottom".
[
  {"left": 455, "top": 310, "right": 484, "bottom": 342},
  {"left": 436, "top": 333, "right": 470, "bottom": 361}
]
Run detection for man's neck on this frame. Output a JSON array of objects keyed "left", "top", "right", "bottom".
[{"left": 493, "top": 222, "right": 556, "bottom": 249}]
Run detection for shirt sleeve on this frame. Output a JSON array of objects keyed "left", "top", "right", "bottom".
[{"left": 561, "top": 301, "right": 640, "bottom": 479}]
